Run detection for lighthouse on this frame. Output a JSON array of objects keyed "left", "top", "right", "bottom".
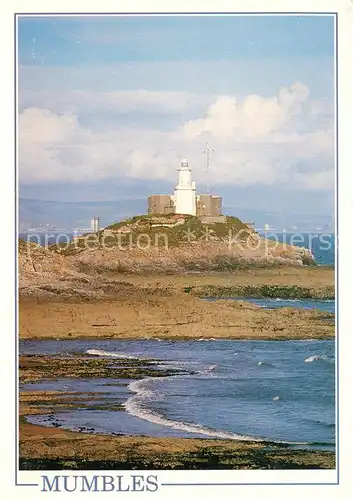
[
  {"left": 174, "top": 159, "right": 196, "bottom": 215},
  {"left": 147, "top": 156, "right": 223, "bottom": 217}
]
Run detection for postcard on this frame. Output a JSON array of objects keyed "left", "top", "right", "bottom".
[{"left": 1, "top": 1, "right": 352, "bottom": 498}]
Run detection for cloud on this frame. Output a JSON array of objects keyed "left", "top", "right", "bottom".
[
  {"left": 19, "top": 107, "right": 86, "bottom": 144},
  {"left": 183, "top": 82, "right": 310, "bottom": 140},
  {"left": 18, "top": 82, "right": 334, "bottom": 191}
]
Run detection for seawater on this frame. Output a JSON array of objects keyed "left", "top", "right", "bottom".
[
  {"left": 21, "top": 338, "right": 335, "bottom": 450},
  {"left": 260, "top": 232, "right": 335, "bottom": 266},
  {"left": 205, "top": 298, "right": 335, "bottom": 313}
]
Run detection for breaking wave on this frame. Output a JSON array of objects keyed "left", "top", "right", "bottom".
[
  {"left": 194, "top": 364, "right": 219, "bottom": 378},
  {"left": 157, "top": 360, "right": 199, "bottom": 368},
  {"left": 257, "top": 361, "right": 276, "bottom": 367},
  {"left": 124, "top": 377, "right": 260, "bottom": 441},
  {"left": 86, "top": 348, "right": 140, "bottom": 360},
  {"left": 304, "top": 354, "right": 335, "bottom": 364},
  {"left": 124, "top": 377, "right": 309, "bottom": 445}
]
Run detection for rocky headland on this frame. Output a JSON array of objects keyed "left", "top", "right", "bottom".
[
  {"left": 63, "top": 214, "right": 316, "bottom": 275},
  {"left": 19, "top": 215, "right": 334, "bottom": 341}
]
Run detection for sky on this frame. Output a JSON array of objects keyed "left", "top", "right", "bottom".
[{"left": 18, "top": 14, "right": 335, "bottom": 215}]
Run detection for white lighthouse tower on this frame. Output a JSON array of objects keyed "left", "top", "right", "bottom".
[{"left": 174, "top": 159, "right": 196, "bottom": 215}]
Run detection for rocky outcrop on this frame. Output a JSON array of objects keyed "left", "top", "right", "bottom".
[
  {"left": 18, "top": 240, "right": 137, "bottom": 299},
  {"left": 18, "top": 215, "right": 315, "bottom": 296},
  {"left": 62, "top": 215, "right": 315, "bottom": 275},
  {"left": 19, "top": 240, "right": 97, "bottom": 297},
  {"left": 19, "top": 240, "right": 72, "bottom": 291}
]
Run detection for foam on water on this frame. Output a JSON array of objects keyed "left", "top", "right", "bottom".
[
  {"left": 258, "top": 361, "right": 276, "bottom": 367},
  {"left": 124, "top": 375, "right": 310, "bottom": 445},
  {"left": 124, "top": 377, "right": 260, "bottom": 442},
  {"left": 21, "top": 339, "right": 334, "bottom": 447},
  {"left": 86, "top": 348, "right": 140, "bottom": 360},
  {"left": 195, "top": 364, "right": 220, "bottom": 378},
  {"left": 304, "top": 354, "right": 335, "bottom": 364}
]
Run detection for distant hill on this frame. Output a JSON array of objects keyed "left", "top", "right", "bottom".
[
  {"left": 19, "top": 197, "right": 333, "bottom": 232},
  {"left": 19, "top": 198, "right": 148, "bottom": 230}
]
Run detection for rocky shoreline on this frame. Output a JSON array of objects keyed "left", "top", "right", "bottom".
[
  {"left": 20, "top": 292, "right": 334, "bottom": 341},
  {"left": 19, "top": 431, "right": 335, "bottom": 470},
  {"left": 19, "top": 353, "right": 335, "bottom": 471},
  {"left": 18, "top": 234, "right": 335, "bottom": 470},
  {"left": 19, "top": 251, "right": 335, "bottom": 342},
  {"left": 187, "top": 283, "right": 334, "bottom": 300}
]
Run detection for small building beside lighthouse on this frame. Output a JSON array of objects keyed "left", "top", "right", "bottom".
[{"left": 148, "top": 159, "right": 222, "bottom": 218}]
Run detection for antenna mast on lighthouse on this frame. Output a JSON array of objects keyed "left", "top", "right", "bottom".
[{"left": 202, "top": 142, "right": 214, "bottom": 194}]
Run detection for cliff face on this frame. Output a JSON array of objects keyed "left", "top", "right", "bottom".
[
  {"left": 18, "top": 240, "right": 94, "bottom": 297},
  {"left": 18, "top": 239, "right": 136, "bottom": 298},
  {"left": 19, "top": 240, "right": 67, "bottom": 285},
  {"left": 61, "top": 215, "right": 315, "bottom": 275}
]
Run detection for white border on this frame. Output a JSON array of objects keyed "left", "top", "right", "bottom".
[{"left": 2, "top": 1, "right": 353, "bottom": 498}]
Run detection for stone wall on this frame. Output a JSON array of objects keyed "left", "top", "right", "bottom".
[
  {"left": 196, "top": 194, "right": 222, "bottom": 217},
  {"left": 148, "top": 195, "right": 175, "bottom": 215},
  {"left": 199, "top": 215, "right": 227, "bottom": 224}
]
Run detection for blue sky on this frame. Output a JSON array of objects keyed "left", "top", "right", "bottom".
[
  {"left": 18, "top": 14, "right": 335, "bottom": 215},
  {"left": 18, "top": 15, "right": 334, "bottom": 96},
  {"left": 18, "top": 15, "right": 334, "bottom": 64}
]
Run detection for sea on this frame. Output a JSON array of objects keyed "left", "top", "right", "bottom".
[
  {"left": 21, "top": 315, "right": 335, "bottom": 451},
  {"left": 260, "top": 232, "right": 335, "bottom": 266},
  {"left": 205, "top": 298, "right": 335, "bottom": 313}
]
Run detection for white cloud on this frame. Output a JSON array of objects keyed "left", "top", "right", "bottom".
[
  {"left": 183, "top": 82, "right": 310, "bottom": 140},
  {"left": 18, "top": 82, "right": 334, "bottom": 191}
]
